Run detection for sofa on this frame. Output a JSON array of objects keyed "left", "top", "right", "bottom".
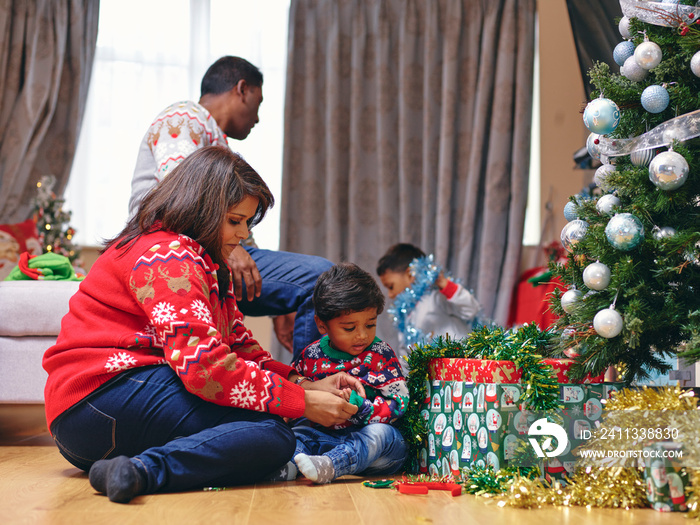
[{"left": 0, "top": 280, "right": 80, "bottom": 403}]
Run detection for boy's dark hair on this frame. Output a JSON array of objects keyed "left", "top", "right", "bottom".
[
  {"left": 201, "top": 56, "right": 263, "bottom": 97},
  {"left": 376, "top": 243, "right": 426, "bottom": 276},
  {"left": 313, "top": 263, "right": 385, "bottom": 322}
]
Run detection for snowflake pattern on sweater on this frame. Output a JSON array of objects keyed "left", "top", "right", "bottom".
[{"left": 293, "top": 336, "right": 409, "bottom": 428}]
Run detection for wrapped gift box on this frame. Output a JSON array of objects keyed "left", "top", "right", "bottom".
[
  {"left": 642, "top": 442, "right": 688, "bottom": 512},
  {"left": 416, "top": 358, "right": 620, "bottom": 481}
]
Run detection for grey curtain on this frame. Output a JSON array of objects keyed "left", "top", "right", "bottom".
[
  {"left": 0, "top": 0, "right": 99, "bottom": 223},
  {"left": 281, "top": 0, "right": 536, "bottom": 327}
]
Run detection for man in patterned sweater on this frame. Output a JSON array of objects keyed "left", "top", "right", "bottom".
[
  {"left": 279, "top": 263, "right": 409, "bottom": 484},
  {"left": 128, "top": 56, "right": 332, "bottom": 359}
]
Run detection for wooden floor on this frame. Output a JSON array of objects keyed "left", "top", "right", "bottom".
[{"left": 0, "top": 404, "right": 691, "bottom": 525}]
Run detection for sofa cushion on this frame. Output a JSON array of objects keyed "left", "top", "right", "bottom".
[
  {"left": 0, "top": 336, "right": 52, "bottom": 402},
  {"left": 0, "top": 280, "right": 80, "bottom": 336}
]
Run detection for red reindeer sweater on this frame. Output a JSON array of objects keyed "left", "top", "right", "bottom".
[{"left": 43, "top": 230, "right": 305, "bottom": 429}]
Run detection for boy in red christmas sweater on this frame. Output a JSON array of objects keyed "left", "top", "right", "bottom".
[{"left": 280, "top": 263, "right": 408, "bottom": 484}]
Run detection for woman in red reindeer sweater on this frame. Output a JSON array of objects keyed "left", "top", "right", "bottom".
[{"left": 43, "top": 146, "right": 363, "bottom": 504}]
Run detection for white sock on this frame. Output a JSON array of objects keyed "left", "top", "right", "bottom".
[{"left": 294, "top": 453, "right": 336, "bottom": 484}]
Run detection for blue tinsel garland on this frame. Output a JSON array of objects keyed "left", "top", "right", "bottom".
[{"left": 387, "top": 255, "right": 441, "bottom": 346}]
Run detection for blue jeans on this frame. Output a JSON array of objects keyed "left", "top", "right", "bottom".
[
  {"left": 240, "top": 246, "right": 333, "bottom": 359},
  {"left": 50, "top": 366, "right": 296, "bottom": 494},
  {"left": 293, "top": 422, "right": 407, "bottom": 478}
]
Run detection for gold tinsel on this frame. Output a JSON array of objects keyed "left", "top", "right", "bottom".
[
  {"left": 474, "top": 386, "right": 700, "bottom": 513},
  {"left": 491, "top": 467, "right": 647, "bottom": 510},
  {"left": 577, "top": 386, "right": 700, "bottom": 470}
]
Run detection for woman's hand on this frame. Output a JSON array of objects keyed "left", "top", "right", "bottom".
[
  {"left": 302, "top": 390, "right": 358, "bottom": 427},
  {"left": 305, "top": 372, "right": 366, "bottom": 399}
]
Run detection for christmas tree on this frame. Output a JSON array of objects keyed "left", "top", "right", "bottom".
[
  {"left": 32, "top": 175, "right": 81, "bottom": 264},
  {"left": 548, "top": 0, "right": 700, "bottom": 383}
]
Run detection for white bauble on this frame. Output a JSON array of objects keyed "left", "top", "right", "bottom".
[
  {"left": 596, "top": 194, "right": 621, "bottom": 215},
  {"left": 635, "top": 40, "right": 663, "bottom": 70},
  {"left": 583, "top": 261, "right": 611, "bottom": 291},
  {"left": 561, "top": 289, "right": 583, "bottom": 314},
  {"left": 593, "top": 308, "right": 623, "bottom": 338},
  {"left": 692, "top": 50, "right": 700, "bottom": 78}
]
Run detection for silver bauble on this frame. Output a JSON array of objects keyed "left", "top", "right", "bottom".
[
  {"left": 692, "top": 50, "right": 700, "bottom": 78},
  {"left": 593, "top": 308, "right": 623, "bottom": 338},
  {"left": 634, "top": 40, "right": 662, "bottom": 70},
  {"left": 653, "top": 226, "right": 677, "bottom": 240},
  {"left": 561, "top": 289, "right": 583, "bottom": 314},
  {"left": 648, "top": 151, "right": 689, "bottom": 191},
  {"left": 622, "top": 55, "right": 648, "bottom": 82},
  {"left": 662, "top": 125, "right": 685, "bottom": 144},
  {"left": 630, "top": 148, "right": 654, "bottom": 167},
  {"left": 583, "top": 261, "right": 611, "bottom": 291},
  {"left": 596, "top": 194, "right": 620, "bottom": 215},
  {"left": 560, "top": 220, "right": 589, "bottom": 252},
  {"left": 619, "top": 16, "right": 631, "bottom": 39},
  {"left": 594, "top": 164, "right": 616, "bottom": 192},
  {"left": 586, "top": 133, "right": 602, "bottom": 160}
]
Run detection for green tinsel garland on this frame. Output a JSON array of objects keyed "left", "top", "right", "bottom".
[{"left": 399, "top": 323, "right": 559, "bottom": 473}]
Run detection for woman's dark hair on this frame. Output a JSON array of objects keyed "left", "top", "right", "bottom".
[
  {"left": 201, "top": 56, "right": 263, "bottom": 97},
  {"left": 313, "top": 263, "right": 385, "bottom": 323},
  {"left": 376, "top": 243, "right": 426, "bottom": 276},
  {"left": 105, "top": 146, "right": 273, "bottom": 297}
]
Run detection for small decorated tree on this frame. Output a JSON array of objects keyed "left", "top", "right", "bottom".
[
  {"left": 32, "top": 175, "right": 81, "bottom": 264},
  {"left": 548, "top": 0, "right": 700, "bottom": 383}
]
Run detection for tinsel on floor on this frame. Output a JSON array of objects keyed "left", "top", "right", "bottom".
[{"left": 398, "top": 386, "right": 699, "bottom": 514}]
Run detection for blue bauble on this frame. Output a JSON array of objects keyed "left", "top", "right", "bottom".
[
  {"left": 641, "top": 85, "right": 669, "bottom": 114},
  {"left": 605, "top": 213, "right": 645, "bottom": 251},
  {"left": 613, "top": 41, "right": 635, "bottom": 66},
  {"left": 583, "top": 97, "right": 620, "bottom": 135},
  {"left": 563, "top": 201, "right": 579, "bottom": 221}
]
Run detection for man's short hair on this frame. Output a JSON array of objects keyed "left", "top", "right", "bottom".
[{"left": 201, "top": 56, "right": 263, "bottom": 97}]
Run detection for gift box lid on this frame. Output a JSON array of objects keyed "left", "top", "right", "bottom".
[{"left": 428, "top": 358, "right": 605, "bottom": 384}]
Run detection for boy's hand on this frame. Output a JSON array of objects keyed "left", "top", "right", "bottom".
[{"left": 435, "top": 272, "right": 449, "bottom": 290}]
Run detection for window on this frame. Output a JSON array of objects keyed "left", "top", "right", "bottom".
[{"left": 66, "top": 0, "right": 290, "bottom": 250}]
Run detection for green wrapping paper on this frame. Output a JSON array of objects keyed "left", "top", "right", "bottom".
[
  {"left": 416, "top": 358, "right": 621, "bottom": 482},
  {"left": 642, "top": 442, "right": 689, "bottom": 512}
]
